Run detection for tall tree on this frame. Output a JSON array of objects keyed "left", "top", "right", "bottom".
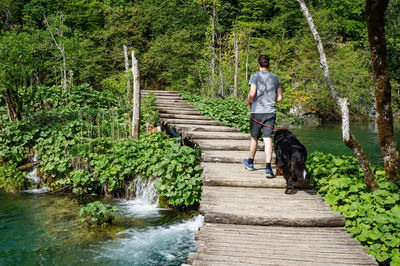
[
  {"left": 365, "top": 0, "right": 400, "bottom": 182},
  {"left": 295, "top": 0, "right": 379, "bottom": 190},
  {"left": 0, "top": 32, "right": 41, "bottom": 122},
  {"left": 233, "top": 19, "right": 239, "bottom": 97},
  {"left": 43, "top": 13, "right": 68, "bottom": 92}
]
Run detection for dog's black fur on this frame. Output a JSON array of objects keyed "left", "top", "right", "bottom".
[{"left": 274, "top": 129, "right": 307, "bottom": 194}]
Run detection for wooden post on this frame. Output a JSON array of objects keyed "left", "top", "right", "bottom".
[
  {"left": 296, "top": 0, "right": 379, "bottom": 190},
  {"left": 131, "top": 50, "right": 140, "bottom": 139},
  {"left": 123, "top": 45, "right": 131, "bottom": 105}
]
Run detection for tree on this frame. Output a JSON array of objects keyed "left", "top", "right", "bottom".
[
  {"left": 0, "top": 31, "right": 42, "bottom": 122},
  {"left": 365, "top": 0, "right": 400, "bottom": 182},
  {"left": 43, "top": 13, "right": 68, "bottom": 92},
  {"left": 295, "top": 0, "right": 379, "bottom": 190}
]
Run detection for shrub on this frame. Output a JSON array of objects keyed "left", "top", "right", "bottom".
[
  {"left": 307, "top": 152, "right": 400, "bottom": 264},
  {"left": 0, "top": 163, "right": 31, "bottom": 192},
  {"left": 79, "top": 201, "right": 118, "bottom": 227}
]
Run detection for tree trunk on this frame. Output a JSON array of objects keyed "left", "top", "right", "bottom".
[
  {"left": 210, "top": 0, "right": 216, "bottom": 78},
  {"left": 62, "top": 50, "right": 67, "bottom": 92},
  {"left": 246, "top": 33, "right": 251, "bottom": 81},
  {"left": 296, "top": 0, "right": 379, "bottom": 190},
  {"left": 123, "top": 45, "right": 131, "bottom": 105},
  {"left": 366, "top": 0, "right": 400, "bottom": 182},
  {"left": 233, "top": 21, "right": 239, "bottom": 97},
  {"left": 218, "top": 34, "right": 224, "bottom": 97},
  {"left": 131, "top": 50, "right": 140, "bottom": 139},
  {"left": 44, "top": 13, "right": 68, "bottom": 92},
  {"left": 2, "top": 89, "right": 22, "bottom": 122}
]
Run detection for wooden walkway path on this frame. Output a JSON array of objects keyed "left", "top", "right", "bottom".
[{"left": 143, "top": 90, "right": 377, "bottom": 265}]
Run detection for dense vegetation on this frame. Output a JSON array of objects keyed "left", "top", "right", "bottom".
[
  {"left": 1, "top": 0, "right": 399, "bottom": 122},
  {"left": 0, "top": 86, "right": 202, "bottom": 209},
  {"left": 307, "top": 152, "right": 400, "bottom": 265},
  {"left": 183, "top": 91, "right": 303, "bottom": 132}
]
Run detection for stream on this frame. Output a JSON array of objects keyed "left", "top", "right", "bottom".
[{"left": 0, "top": 178, "right": 202, "bottom": 265}]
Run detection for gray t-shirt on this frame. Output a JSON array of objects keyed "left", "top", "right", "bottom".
[{"left": 249, "top": 71, "right": 281, "bottom": 113}]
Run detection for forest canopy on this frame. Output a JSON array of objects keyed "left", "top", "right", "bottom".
[{"left": 0, "top": 0, "right": 399, "bottom": 121}]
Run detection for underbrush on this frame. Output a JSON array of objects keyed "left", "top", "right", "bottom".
[
  {"left": 183, "top": 94, "right": 300, "bottom": 133},
  {"left": 307, "top": 152, "right": 400, "bottom": 265},
  {"left": 0, "top": 86, "right": 201, "bottom": 209}
]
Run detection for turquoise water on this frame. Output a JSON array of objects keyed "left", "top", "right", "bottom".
[
  {"left": 290, "top": 122, "right": 400, "bottom": 165},
  {"left": 0, "top": 191, "right": 202, "bottom": 265}
]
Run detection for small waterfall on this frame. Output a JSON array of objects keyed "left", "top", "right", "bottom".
[
  {"left": 119, "top": 177, "right": 160, "bottom": 217},
  {"left": 24, "top": 153, "right": 49, "bottom": 193},
  {"left": 26, "top": 153, "right": 40, "bottom": 184},
  {"left": 133, "top": 177, "right": 159, "bottom": 205}
]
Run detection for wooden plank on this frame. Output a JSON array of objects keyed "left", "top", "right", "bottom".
[
  {"left": 169, "top": 124, "right": 240, "bottom": 133},
  {"left": 161, "top": 119, "right": 223, "bottom": 126},
  {"left": 201, "top": 162, "right": 313, "bottom": 188},
  {"left": 159, "top": 109, "right": 203, "bottom": 115},
  {"left": 202, "top": 150, "right": 268, "bottom": 163},
  {"left": 184, "top": 131, "right": 250, "bottom": 140},
  {"left": 200, "top": 187, "right": 345, "bottom": 227},
  {"left": 159, "top": 114, "right": 212, "bottom": 120},
  {"left": 194, "top": 139, "right": 263, "bottom": 151}
]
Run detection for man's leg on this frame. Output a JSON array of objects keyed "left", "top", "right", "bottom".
[
  {"left": 264, "top": 137, "right": 273, "bottom": 164},
  {"left": 264, "top": 137, "right": 275, "bottom": 178},
  {"left": 249, "top": 137, "right": 258, "bottom": 160},
  {"left": 244, "top": 114, "right": 261, "bottom": 170}
]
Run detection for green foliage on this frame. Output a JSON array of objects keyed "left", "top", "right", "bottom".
[
  {"left": 183, "top": 94, "right": 298, "bottom": 132},
  {"left": 0, "top": 163, "right": 30, "bottom": 192},
  {"left": 34, "top": 84, "right": 117, "bottom": 110},
  {"left": 153, "top": 145, "right": 202, "bottom": 207},
  {"left": 0, "top": 120, "right": 37, "bottom": 164},
  {"left": 307, "top": 152, "right": 400, "bottom": 264},
  {"left": 79, "top": 201, "right": 118, "bottom": 227},
  {"left": 141, "top": 92, "right": 160, "bottom": 128}
]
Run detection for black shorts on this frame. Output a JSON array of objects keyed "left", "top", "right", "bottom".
[{"left": 250, "top": 113, "right": 276, "bottom": 139}]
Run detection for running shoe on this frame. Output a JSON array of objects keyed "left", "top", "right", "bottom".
[
  {"left": 265, "top": 168, "right": 275, "bottom": 178},
  {"left": 243, "top": 159, "right": 254, "bottom": 171}
]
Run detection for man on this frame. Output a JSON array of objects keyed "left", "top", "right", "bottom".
[{"left": 243, "top": 55, "right": 283, "bottom": 178}]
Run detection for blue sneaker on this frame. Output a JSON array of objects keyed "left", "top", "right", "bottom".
[
  {"left": 265, "top": 168, "right": 275, "bottom": 179},
  {"left": 243, "top": 159, "right": 254, "bottom": 171}
]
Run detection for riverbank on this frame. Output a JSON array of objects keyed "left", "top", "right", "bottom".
[{"left": 0, "top": 188, "right": 202, "bottom": 265}]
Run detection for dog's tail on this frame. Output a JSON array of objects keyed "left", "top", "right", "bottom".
[{"left": 292, "top": 150, "right": 307, "bottom": 181}]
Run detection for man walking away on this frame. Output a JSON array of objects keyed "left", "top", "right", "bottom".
[{"left": 243, "top": 55, "right": 283, "bottom": 178}]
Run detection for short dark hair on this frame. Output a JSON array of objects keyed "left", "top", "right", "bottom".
[{"left": 258, "top": 55, "right": 270, "bottom": 68}]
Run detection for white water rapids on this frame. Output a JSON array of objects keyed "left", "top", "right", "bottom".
[{"left": 95, "top": 178, "right": 203, "bottom": 265}]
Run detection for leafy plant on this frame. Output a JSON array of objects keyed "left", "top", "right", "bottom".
[
  {"left": 153, "top": 144, "right": 202, "bottom": 207},
  {"left": 183, "top": 94, "right": 299, "bottom": 132},
  {"left": 79, "top": 201, "right": 118, "bottom": 227},
  {"left": 0, "top": 163, "right": 31, "bottom": 192},
  {"left": 307, "top": 152, "right": 400, "bottom": 264}
]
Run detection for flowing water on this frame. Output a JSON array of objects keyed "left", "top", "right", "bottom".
[
  {"left": 290, "top": 122, "right": 400, "bottom": 165},
  {"left": 0, "top": 178, "right": 203, "bottom": 265}
]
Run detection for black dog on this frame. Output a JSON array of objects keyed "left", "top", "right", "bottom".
[{"left": 274, "top": 129, "right": 307, "bottom": 194}]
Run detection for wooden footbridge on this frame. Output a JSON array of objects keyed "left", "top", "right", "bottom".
[{"left": 143, "top": 90, "right": 378, "bottom": 265}]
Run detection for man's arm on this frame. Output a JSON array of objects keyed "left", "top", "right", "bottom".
[
  {"left": 276, "top": 87, "right": 283, "bottom": 103},
  {"left": 247, "top": 83, "right": 257, "bottom": 109}
]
